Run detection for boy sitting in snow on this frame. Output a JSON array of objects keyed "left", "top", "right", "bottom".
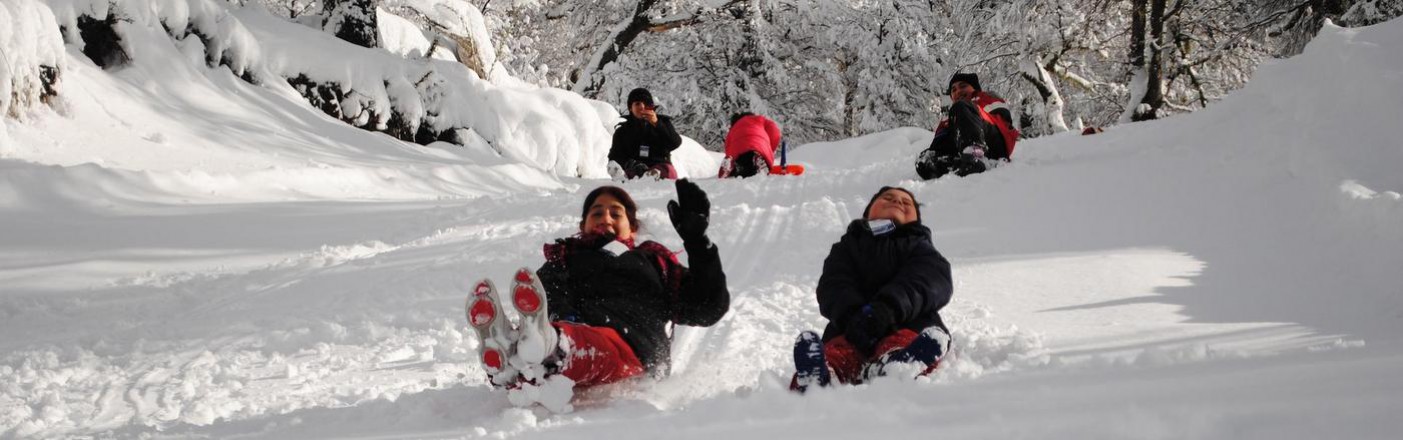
[
  {"left": 916, "top": 73, "right": 1020, "bottom": 180},
  {"left": 792, "top": 186, "right": 954, "bottom": 391}
]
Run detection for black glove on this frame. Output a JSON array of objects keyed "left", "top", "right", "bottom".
[
  {"left": 626, "top": 160, "right": 649, "bottom": 179},
  {"left": 844, "top": 303, "right": 897, "bottom": 357},
  {"left": 667, "top": 178, "right": 711, "bottom": 245}
]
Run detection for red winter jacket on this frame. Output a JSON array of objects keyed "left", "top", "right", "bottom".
[
  {"left": 724, "top": 115, "right": 782, "bottom": 166},
  {"left": 936, "top": 91, "right": 1020, "bottom": 157}
]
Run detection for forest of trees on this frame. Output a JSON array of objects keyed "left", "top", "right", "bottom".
[{"left": 222, "top": 0, "right": 1403, "bottom": 146}]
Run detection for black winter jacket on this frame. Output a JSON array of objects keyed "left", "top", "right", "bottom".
[
  {"left": 816, "top": 220, "right": 953, "bottom": 342},
  {"left": 537, "top": 234, "right": 728, "bottom": 374},
  {"left": 610, "top": 115, "right": 683, "bottom": 166}
]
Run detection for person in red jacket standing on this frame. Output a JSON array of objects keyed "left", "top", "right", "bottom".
[
  {"left": 916, "top": 73, "right": 1020, "bottom": 180},
  {"left": 719, "top": 112, "right": 783, "bottom": 178}
]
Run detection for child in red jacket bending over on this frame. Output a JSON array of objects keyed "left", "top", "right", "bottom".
[{"left": 719, "top": 112, "right": 782, "bottom": 178}]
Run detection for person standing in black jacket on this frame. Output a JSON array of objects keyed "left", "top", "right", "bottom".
[
  {"left": 609, "top": 88, "right": 684, "bottom": 180},
  {"left": 791, "top": 186, "right": 954, "bottom": 392},
  {"left": 466, "top": 179, "right": 728, "bottom": 397}
]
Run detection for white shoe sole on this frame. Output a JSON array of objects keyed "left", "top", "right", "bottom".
[{"left": 466, "top": 278, "right": 516, "bottom": 379}]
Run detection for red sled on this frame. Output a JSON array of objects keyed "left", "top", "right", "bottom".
[{"left": 770, "top": 164, "right": 805, "bottom": 176}]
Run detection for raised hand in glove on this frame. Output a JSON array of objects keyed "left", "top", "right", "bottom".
[
  {"left": 667, "top": 178, "right": 711, "bottom": 245},
  {"left": 844, "top": 303, "right": 897, "bottom": 357}
]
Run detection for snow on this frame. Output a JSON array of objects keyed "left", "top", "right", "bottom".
[
  {"left": 377, "top": 7, "right": 446, "bottom": 61},
  {"left": 3, "top": 5, "right": 1403, "bottom": 439}
]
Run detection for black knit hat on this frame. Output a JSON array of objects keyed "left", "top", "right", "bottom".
[
  {"left": 948, "top": 73, "right": 981, "bottom": 94},
  {"left": 862, "top": 186, "right": 921, "bottom": 223},
  {"left": 627, "top": 88, "right": 655, "bottom": 107}
]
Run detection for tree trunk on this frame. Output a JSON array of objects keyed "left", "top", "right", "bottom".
[
  {"left": 451, "top": 34, "right": 491, "bottom": 80},
  {"left": 1020, "top": 58, "right": 1069, "bottom": 134},
  {"left": 325, "top": 0, "right": 380, "bottom": 49},
  {"left": 1129, "top": 0, "right": 1147, "bottom": 70},
  {"left": 1133, "top": 0, "right": 1166, "bottom": 121},
  {"left": 838, "top": 54, "right": 858, "bottom": 137},
  {"left": 1121, "top": 0, "right": 1149, "bottom": 123}
]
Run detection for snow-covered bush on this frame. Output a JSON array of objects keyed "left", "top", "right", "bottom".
[
  {"left": 43, "top": 0, "right": 260, "bottom": 79},
  {"left": 1, "top": 0, "right": 65, "bottom": 119},
  {"left": 324, "top": 0, "right": 378, "bottom": 48},
  {"left": 1342, "top": 0, "right": 1403, "bottom": 25},
  {"left": 250, "top": 5, "right": 613, "bottom": 176},
  {"left": 11, "top": 0, "right": 682, "bottom": 178}
]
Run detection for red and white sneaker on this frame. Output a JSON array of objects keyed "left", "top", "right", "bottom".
[
  {"left": 465, "top": 278, "right": 518, "bottom": 387},
  {"left": 509, "top": 268, "right": 559, "bottom": 372}
]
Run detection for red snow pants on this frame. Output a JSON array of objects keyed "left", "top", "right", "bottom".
[
  {"left": 555, "top": 322, "right": 645, "bottom": 387},
  {"left": 824, "top": 329, "right": 920, "bottom": 384}
]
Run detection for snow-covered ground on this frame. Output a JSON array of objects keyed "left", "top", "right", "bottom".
[{"left": 3, "top": 5, "right": 1402, "bottom": 438}]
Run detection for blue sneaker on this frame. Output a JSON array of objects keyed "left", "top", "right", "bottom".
[{"left": 791, "top": 331, "right": 831, "bottom": 393}]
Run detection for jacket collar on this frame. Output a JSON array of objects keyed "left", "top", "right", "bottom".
[
  {"left": 845, "top": 219, "right": 931, "bottom": 239},
  {"left": 544, "top": 232, "right": 638, "bottom": 263}
]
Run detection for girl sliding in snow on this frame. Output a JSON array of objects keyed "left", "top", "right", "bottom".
[
  {"left": 466, "top": 180, "right": 729, "bottom": 407},
  {"left": 792, "top": 186, "right": 954, "bottom": 392}
]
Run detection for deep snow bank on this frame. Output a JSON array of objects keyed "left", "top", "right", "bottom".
[
  {"left": 2, "top": 0, "right": 719, "bottom": 208},
  {"left": 8, "top": 0, "right": 715, "bottom": 182}
]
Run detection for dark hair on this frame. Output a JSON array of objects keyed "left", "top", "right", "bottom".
[
  {"left": 580, "top": 186, "right": 641, "bottom": 232},
  {"left": 729, "top": 112, "right": 755, "bottom": 128}
]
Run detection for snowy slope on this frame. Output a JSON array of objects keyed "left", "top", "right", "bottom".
[{"left": 3, "top": 11, "right": 1403, "bottom": 440}]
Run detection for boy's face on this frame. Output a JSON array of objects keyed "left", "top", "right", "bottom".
[
  {"left": 950, "top": 81, "right": 976, "bottom": 102},
  {"left": 629, "top": 101, "right": 655, "bottom": 119},
  {"left": 868, "top": 190, "right": 918, "bottom": 225}
]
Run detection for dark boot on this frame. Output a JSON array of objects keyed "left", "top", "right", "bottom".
[
  {"left": 916, "top": 150, "right": 961, "bottom": 180},
  {"left": 791, "top": 330, "right": 832, "bottom": 393},
  {"left": 865, "top": 327, "right": 951, "bottom": 380}
]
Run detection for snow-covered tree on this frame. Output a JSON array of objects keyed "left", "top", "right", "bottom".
[
  {"left": 1, "top": 0, "right": 65, "bottom": 119},
  {"left": 325, "top": 0, "right": 380, "bottom": 48},
  {"left": 1245, "top": 0, "right": 1403, "bottom": 56},
  {"left": 481, "top": 0, "right": 1400, "bottom": 147}
]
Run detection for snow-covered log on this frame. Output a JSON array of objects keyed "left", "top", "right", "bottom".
[{"left": 381, "top": 0, "right": 498, "bottom": 81}]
